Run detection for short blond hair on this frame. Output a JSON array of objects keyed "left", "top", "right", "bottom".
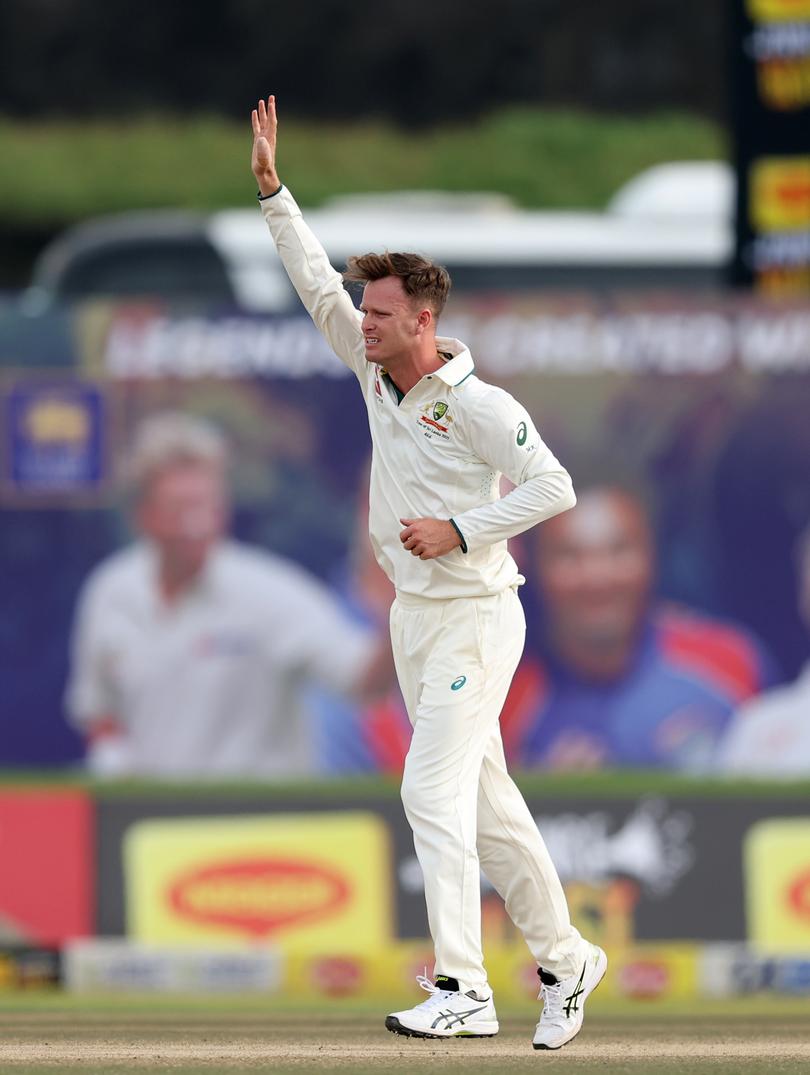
[
  {"left": 344, "top": 251, "right": 451, "bottom": 317},
  {"left": 125, "top": 412, "right": 228, "bottom": 497}
]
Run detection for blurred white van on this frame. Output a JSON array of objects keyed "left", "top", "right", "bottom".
[{"left": 24, "top": 162, "right": 734, "bottom": 312}]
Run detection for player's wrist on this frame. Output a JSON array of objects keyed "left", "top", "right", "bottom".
[{"left": 255, "top": 171, "right": 281, "bottom": 197}]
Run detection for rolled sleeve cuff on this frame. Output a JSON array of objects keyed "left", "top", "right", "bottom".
[
  {"left": 257, "top": 183, "right": 283, "bottom": 201},
  {"left": 449, "top": 518, "right": 468, "bottom": 554}
]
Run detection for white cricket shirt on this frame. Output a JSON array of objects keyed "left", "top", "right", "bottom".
[
  {"left": 717, "top": 664, "right": 810, "bottom": 776},
  {"left": 66, "top": 540, "right": 372, "bottom": 777},
  {"left": 261, "top": 186, "right": 576, "bottom": 600}
]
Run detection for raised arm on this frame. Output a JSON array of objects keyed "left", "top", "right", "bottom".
[
  {"left": 251, "top": 96, "right": 281, "bottom": 196},
  {"left": 251, "top": 96, "right": 365, "bottom": 375}
]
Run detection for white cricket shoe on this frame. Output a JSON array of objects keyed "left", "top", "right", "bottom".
[
  {"left": 532, "top": 943, "right": 607, "bottom": 1050},
  {"left": 385, "top": 973, "right": 499, "bottom": 1039}
]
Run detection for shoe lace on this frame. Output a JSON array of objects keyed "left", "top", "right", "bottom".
[
  {"left": 539, "top": 979, "right": 566, "bottom": 1025},
  {"left": 414, "top": 971, "right": 458, "bottom": 1011}
]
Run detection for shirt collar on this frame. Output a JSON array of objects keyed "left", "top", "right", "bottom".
[{"left": 432, "top": 337, "right": 475, "bottom": 387}]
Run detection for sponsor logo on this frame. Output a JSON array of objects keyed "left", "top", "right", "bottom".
[
  {"left": 617, "top": 960, "right": 670, "bottom": 999},
  {"left": 311, "top": 955, "right": 365, "bottom": 996},
  {"left": 431, "top": 1002, "right": 490, "bottom": 1030},
  {"left": 195, "top": 631, "right": 257, "bottom": 658},
  {"left": 788, "top": 868, "right": 810, "bottom": 920},
  {"left": 751, "top": 157, "right": 810, "bottom": 232},
  {"left": 4, "top": 382, "right": 106, "bottom": 496},
  {"left": 24, "top": 399, "right": 89, "bottom": 444},
  {"left": 535, "top": 798, "right": 695, "bottom": 895},
  {"left": 451, "top": 675, "right": 467, "bottom": 691},
  {"left": 562, "top": 964, "right": 586, "bottom": 1016},
  {"left": 168, "top": 858, "right": 350, "bottom": 937},
  {"left": 706, "top": 945, "right": 810, "bottom": 996},
  {"left": 516, "top": 421, "right": 528, "bottom": 446}
]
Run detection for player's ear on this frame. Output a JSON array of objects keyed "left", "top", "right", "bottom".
[{"left": 415, "top": 307, "right": 433, "bottom": 333}]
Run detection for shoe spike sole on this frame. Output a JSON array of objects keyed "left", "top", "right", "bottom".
[{"left": 385, "top": 1015, "right": 497, "bottom": 1039}]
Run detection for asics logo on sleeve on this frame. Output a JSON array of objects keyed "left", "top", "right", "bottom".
[{"left": 451, "top": 675, "right": 467, "bottom": 690}]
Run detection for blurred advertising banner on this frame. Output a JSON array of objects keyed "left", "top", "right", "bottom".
[
  {"left": 123, "top": 813, "right": 392, "bottom": 951},
  {"left": 93, "top": 788, "right": 810, "bottom": 950},
  {"left": 744, "top": 818, "right": 810, "bottom": 951},
  {"left": 731, "top": 0, "right": 810, "bottom": 290},
  {"left": 0, "top": 296, "right": 808, "bottom": 768},
  {"left": 0, "top": 791, "right": 93, "bottom": 945}
]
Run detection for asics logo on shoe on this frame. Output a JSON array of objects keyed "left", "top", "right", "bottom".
[
  {"left": 431, "top": 1003, "right": 490, "bottom": 1030},
  {"left": 563, "top": 964, "right": 586, "bottom": 1017}
]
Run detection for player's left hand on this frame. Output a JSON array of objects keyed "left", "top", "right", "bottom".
[{"left": 399, "top": 518, "right": 461, "bottom": 560}]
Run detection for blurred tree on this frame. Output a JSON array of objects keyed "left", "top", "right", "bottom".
[{"left": 0, "top": 0, "right": 727, "bottom": 124}]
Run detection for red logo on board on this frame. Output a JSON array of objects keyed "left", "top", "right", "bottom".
[
  {"left": 167, "top": 858, "right": 351, "bottom": 937},
  {"left": 787, "top": 869, "right": 810, "bottom": 921}
]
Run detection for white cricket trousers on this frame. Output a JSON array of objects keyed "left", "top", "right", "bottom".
[{"left": 390, "top": 585, "right": 585, "bottom": 996}]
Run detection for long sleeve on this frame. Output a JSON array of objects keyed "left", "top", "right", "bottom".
[
  {"left": 452, "top": 387, "right": 575, "bottom": 553},
  {"left": 260, "top": 187, "right": 366, "bottom": 376}
]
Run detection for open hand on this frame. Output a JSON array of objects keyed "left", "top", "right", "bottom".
[
  {"left": 399, "top": 518, "right": 462, "bottom": 560},
  {"left": 251, "top": 96, "right": 280, "bottom": 195}
]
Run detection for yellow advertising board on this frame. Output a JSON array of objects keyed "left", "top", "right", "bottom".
[
  {"left": 123, "top": 812, "right": 392, "bottom": 953},
  {"left": 747, "top": 0, "right": 810, "bottom": 20},
  {"left": 745, "top": 818, "right": 810, "bottom": 952}
]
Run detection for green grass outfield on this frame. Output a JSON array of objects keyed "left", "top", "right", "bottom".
[
  {"left": 1, "top": 992, "right": 809, "bottom": 1074},
  {"left": 4, "top": 768, "right": 810, "bottom": 799}
]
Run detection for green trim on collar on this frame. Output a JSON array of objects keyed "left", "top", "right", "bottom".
[
  {"left": 382, "top": 371, "right": 405, "bottom": 405},
  {"left": 432, "top": 350, "right": 475, "bottom": 386}
]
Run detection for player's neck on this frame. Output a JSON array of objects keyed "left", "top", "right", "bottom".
[{"left": 384, "top": 340, "right": 445, "bottom": 396}]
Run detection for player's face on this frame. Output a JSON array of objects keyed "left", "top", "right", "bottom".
[
  {"left": 137, "top": 462, "right": 228, "bottom": 577},
  {"left": 360, "top": 277, "right": 427, "bottom": 367},
  {"left": 535, "top": 490, "right": 653, "bottom": 648}
]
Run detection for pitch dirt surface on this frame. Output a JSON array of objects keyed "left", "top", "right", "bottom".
[{"left": 1, "top": 999, "right": 809, "bottom": 1074}]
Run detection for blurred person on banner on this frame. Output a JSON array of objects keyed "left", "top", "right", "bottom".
[
  {"left": 500, "top": 486, "right": 778, "bottom": 772},
  {"left": 716, "top": 523, "right": 810, "bottom": 777},
  {"left": 65, "top": 411, "right": 391, "bottom": 778}
]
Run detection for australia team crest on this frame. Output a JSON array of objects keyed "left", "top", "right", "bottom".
[{"left": 418, "top": 401, "right": 454, "bottom": 440}]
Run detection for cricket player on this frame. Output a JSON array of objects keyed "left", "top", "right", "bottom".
[{"left": 251, "top": 95, "right": 605, "bottom": 1050}]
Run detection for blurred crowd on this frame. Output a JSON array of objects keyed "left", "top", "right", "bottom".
[{"left": 63, "top": 411, "right": 810, "bottom": 781}]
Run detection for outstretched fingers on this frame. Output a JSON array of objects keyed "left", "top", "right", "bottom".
[{"left": 253, "top": 97, "right": 275, "bottom": 136}]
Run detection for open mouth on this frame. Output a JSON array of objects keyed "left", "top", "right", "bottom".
[{"left": 365, "top": 337, "right": 380, "bottom": 345}]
